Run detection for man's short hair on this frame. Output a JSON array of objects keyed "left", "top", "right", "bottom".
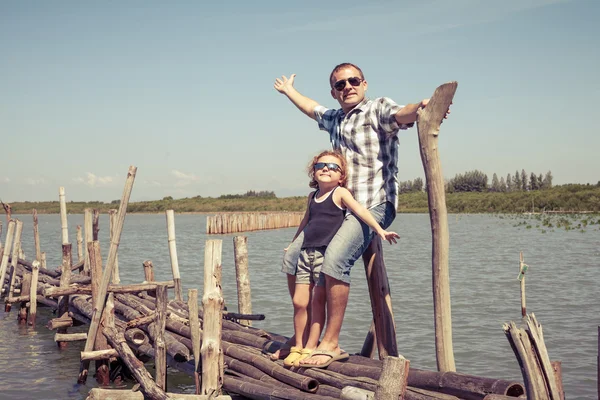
[{"left": 329, "top": 63, "right": 365, "bottom": 88}]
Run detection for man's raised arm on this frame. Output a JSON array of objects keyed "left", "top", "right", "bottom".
[{"left": 274, "top": 74, "right": 320, "bottom": 120}]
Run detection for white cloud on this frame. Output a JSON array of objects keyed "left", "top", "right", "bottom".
[
  {"left": 26, "top": 178, "right": 47, "bottom": 185},
  {"left": 73, "top": 172, "right": 115, "bottom": 187},
  {"left": 171, "top": 169, "right": 199, "bottom": 187},
  {"left": 1, "top": 177, "right": 9, "bottom": 183},
  {"left": 144, "top": 180, "right": 162, "bottom": 187}
]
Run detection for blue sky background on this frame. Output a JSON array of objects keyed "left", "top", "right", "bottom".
[{"left": 1, "top": 0, "right": 598, "bottom": 202}]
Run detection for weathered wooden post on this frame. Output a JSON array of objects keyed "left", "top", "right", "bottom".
[
  {"left": 84, "top": 208, "right": 93, "bottom": 276},
  {"left": 18, "top": 272, "right": 32, "bottom": 324},
  {"left": 89, "top": 241, "right": 110, "bottom": 385},
  {"left": 233, "top": 236, "right": 252, "bottom": 326},
  {"left": 0, "top": 219, "right": 15, "bottom": 290},
  {"left": 33, "top": 209, "right": 42, "bottom": 262},
  {"left": 79, "top": 165, "right": 136, "bottom": 383},
  {"left": 166, "top": 210, "right": 182, "bottom": 301},
  {"left": 57, "top": 243, "right": 73, "bottom": 348},
  {"left": 416, "top": 81, "right": 457, "bottom": 372},
  {"left": 76, "top": 225, "right": 83, "bottom": 263},
  {"left": 155, "top": 284, "right": 168, "bottom": 390},
  {"left": 143, "top": 260, "right": 156, "bottom": 297},
  {"left": 28, "top": 260, "right": 40, "bottom": 327},
  {"left": 59, "top": 187, "right": 69, "bottom": 244},
  {"left": 503, "top": 313, "right": 560, "bottom": 400},
  {"left": 188, "top": 288, "right": 201, "bottom": 393},
  {"left": 374, "top": 355, "right": 409, "bottom": 400},
  {"left": 518, "top": 252, "right": 527, "bottom": 318},
  {"left": 92, "top": 209, "right": 100, "bottom": 241},
  {"left": 362, "top": 237, "right": 397, "bottom": 358},
  {"left": 109, "top": 209, "right": 120, "bottom": 284},
  {"left": 201, "top": 239, "right": 224, "bottom": 396},
  {"left": 5, "top": 219, "right": 23, "bottom": 311}
]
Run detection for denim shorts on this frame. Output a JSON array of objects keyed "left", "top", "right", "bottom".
[
  {"left": 282, "top": 201, "right": 396, "bottom": 284},
  {"left": 296, "top": 246, "right": 326, "bottom": 286}
]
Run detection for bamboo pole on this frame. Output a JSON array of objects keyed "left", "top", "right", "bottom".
[
  {"left": 28, "top": 260, "right": 39, "bottom": 326},
  {"left": 44, "top": 281, "right": 175, "bottom": 298},
  {"left": 79, "top": 165, "right": 136, "bottom": 383},
  {"left": 33, "top": 209, "right": 42, "bottom": 262},
  {"left": 55, "top": 332, "right": 87, "bottom": 342},
  {"left": 166, "top": 210, "right": 182, "bottom": 301},
  {"left": 416, "top": 81, "right": 457, "bottom": 372},
  {"left": 109, "top": 209, "right": 120, "bottom": 284},
  {"left": 76, "top": 225, "right": 83, "bottom": 263},
  {"left": 201, "top": 239, "right": 224, "bottom": 396},
  {"left": 5, "top": 219, "right": 23, "bottom": 310},
  {"left": 0, "top": 219, "right": 15, "bottom": 290},
  {"left": 57, "top": 243, "right": 72, "bottom": 348},
  {"left": 362, "top": 237, "right": 397, "bottom": 359},
  {"left": 59, "top": 187, "right": 69, "bottom": 244},
  {"left": 84, "top": 208, "right": 93, "bottom": 276},
  {"left": 233, "top": 236, "right": 252, "bottom": 326},
  {"left": 81, "top": 349, "right": 119, "bottom": 362},
  {"left": 155, "top": 285, "right": 168, "bottom": 390},
  {"left": 551, "top": 361, "right": 565, "bottom": 400},
  {"left": 188, "top": 288, "right": 201, "bottom": 394}
]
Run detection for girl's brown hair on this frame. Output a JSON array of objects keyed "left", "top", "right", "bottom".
[{"left": 307, "top": 150, "right": 347, "bottom": 189}]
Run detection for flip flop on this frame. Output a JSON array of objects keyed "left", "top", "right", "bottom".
[
  {"left": 292, "top": 348, "right": 313, "bottom": 367},
  {"left": 297, "top": 349, "right": 349, "bottom": 369},
  {"left": 283, "top": 346, "right": 303, "bottom": 367}
]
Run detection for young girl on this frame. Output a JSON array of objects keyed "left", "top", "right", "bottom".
[{"left": 282, "top": 150, "right": 399, "bottom": 367}]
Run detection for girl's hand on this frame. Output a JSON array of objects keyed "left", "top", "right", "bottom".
[
  {"left": 379, "top": 230, "right": 400, "bottom": 245},
  {"left": 283, "top": 246, "right": 290, "bottom": 252}
]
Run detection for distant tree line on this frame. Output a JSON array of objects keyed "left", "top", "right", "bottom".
[{"left": 218, "top": 190, "right": 276, "bottom": 199}]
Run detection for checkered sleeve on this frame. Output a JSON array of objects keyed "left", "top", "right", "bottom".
[
  {"left": 314, "top": 105, "right": 336, "bottom": 132},
  {"left": 377, "top": 97, "right": 414, "bottom": 136}
]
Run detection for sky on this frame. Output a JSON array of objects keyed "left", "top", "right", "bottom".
[{"left": 1, "top": 0, "right": 599, "bottom": 202}]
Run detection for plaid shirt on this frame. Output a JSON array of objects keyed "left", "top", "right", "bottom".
[{"left": 314, "top": 97, "right": 413, "bottom": 210}]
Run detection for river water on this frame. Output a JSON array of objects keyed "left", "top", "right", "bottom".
[{"left": 0, "top": 213, "right": 598, "bottom": 399}]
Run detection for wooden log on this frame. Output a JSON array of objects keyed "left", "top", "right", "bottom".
[
  {"left": 201, "top": 239, "right": 224, "bottom": 396},
  {"left": 33, "top": 209, "right": 42, "bottom": 262},
  {"left": 28, "top": 260, "right": 40, "bottom": 326},
  {"left": 86, "top": 388, "right": 233, "bottom": 399},
  {"left": 48, "top": 314, "right": 74, "bottom": 330},
  {"left": 84, "top": 208, "right": 93, "bottom": 276},
  {"left": 233, "top": 236, "right": 252, "bottom": 326},
  {"left": 223, "top": 375, "right": 332, "bottom": 400},
  {"left": 525, "top": 314, "right": 560, "bottom": 399},
  {"left": 57, "top": 243, "right": 72, "bottom": 348},
  {"left": 44, "top": 281, "right": 175, "bottom": 298},
  {"left": 103, "top": 325, "right": 169, "bottom": 400},
  {"left": 188, "top": 288, "right": 201, "bottom": 394},
  {"left": 41, "top": 252, "right": 46, "bottom": 269},
  {"left": 17, "top": 257, "right": 60, "bottom": 278},
  {"left": 416, "top": 81, "right": 457, "bottom": 373},
  {"left": 0, "top": 219, "right": 15, "bottom": 290},
  {"left": 80, "top": 165, "right": 136, "bottom": 380},
  {"left": 125, "top": 328, "right": 149, "bottom": 346},
  {"left": 550, "top": 361, "right": 564, "bottom": 400},
  {"left": 81, "top": 348, "right": 119, "bottom": 361},
  {"left": 362, "top": 237, "right": 397, "bottom": 359},
  {"left": 55, "top": 332, "right": 87, "bottom": 342},
  {"left": 109, "top": 209, "right": 120, "bottom": 284},
  {"left": 59, "top": 186, "right": 69, "bottom": 244},
  {"left": 360, "top": 320, "right": 377, "bottom": 358},
  {"left": 155, "top": 285, "right": 168, "bottom": 390},
  {"left": 126, "top": 312, "right": 156, "bottom": 328},
  {"left": 18, "top": 272, "right": 32, "bottom": 324},
  {"left": 5, "top": 219, "right": 23, "bottom": 311},
  {"left": 374, "top": 355, "right": 409, "bottom": 400},
  {"left": 92, "top": 208, "right": 100, "bottom": 240}
]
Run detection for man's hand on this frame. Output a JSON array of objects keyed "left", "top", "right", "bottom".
[{"left": 274, "top": 74, "right": 297, "bottom": 95}]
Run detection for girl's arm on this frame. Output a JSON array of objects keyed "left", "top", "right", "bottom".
[{"left": 336, "top": 188, "right": 400, "bottom": 244}]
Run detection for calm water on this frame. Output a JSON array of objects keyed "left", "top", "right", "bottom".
[{"left": 0, "top": 213, "right": 598, "bottom": 399}]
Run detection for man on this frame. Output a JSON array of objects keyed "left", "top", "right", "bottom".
[{"left": 274, "top": 63, "right": 436, "bottom": 367}]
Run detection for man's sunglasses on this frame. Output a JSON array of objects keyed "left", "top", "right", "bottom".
[
  {"left": 314, "top": 162, "right": 341, "bottom": 172},
  {"left": 333, "top": 77, "right": 363, "bottom": 91}
]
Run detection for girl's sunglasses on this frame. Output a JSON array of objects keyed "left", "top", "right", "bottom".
[
  {"left": 333, "top": 77, "right": 363, "bottom": 91},
  {"left": 314, "top": 162, "right": 341, "bottom": 172}
]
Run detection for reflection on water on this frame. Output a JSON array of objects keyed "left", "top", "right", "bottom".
[{"left": 0, "top": 213, "right": 598, "bottom": 399}]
